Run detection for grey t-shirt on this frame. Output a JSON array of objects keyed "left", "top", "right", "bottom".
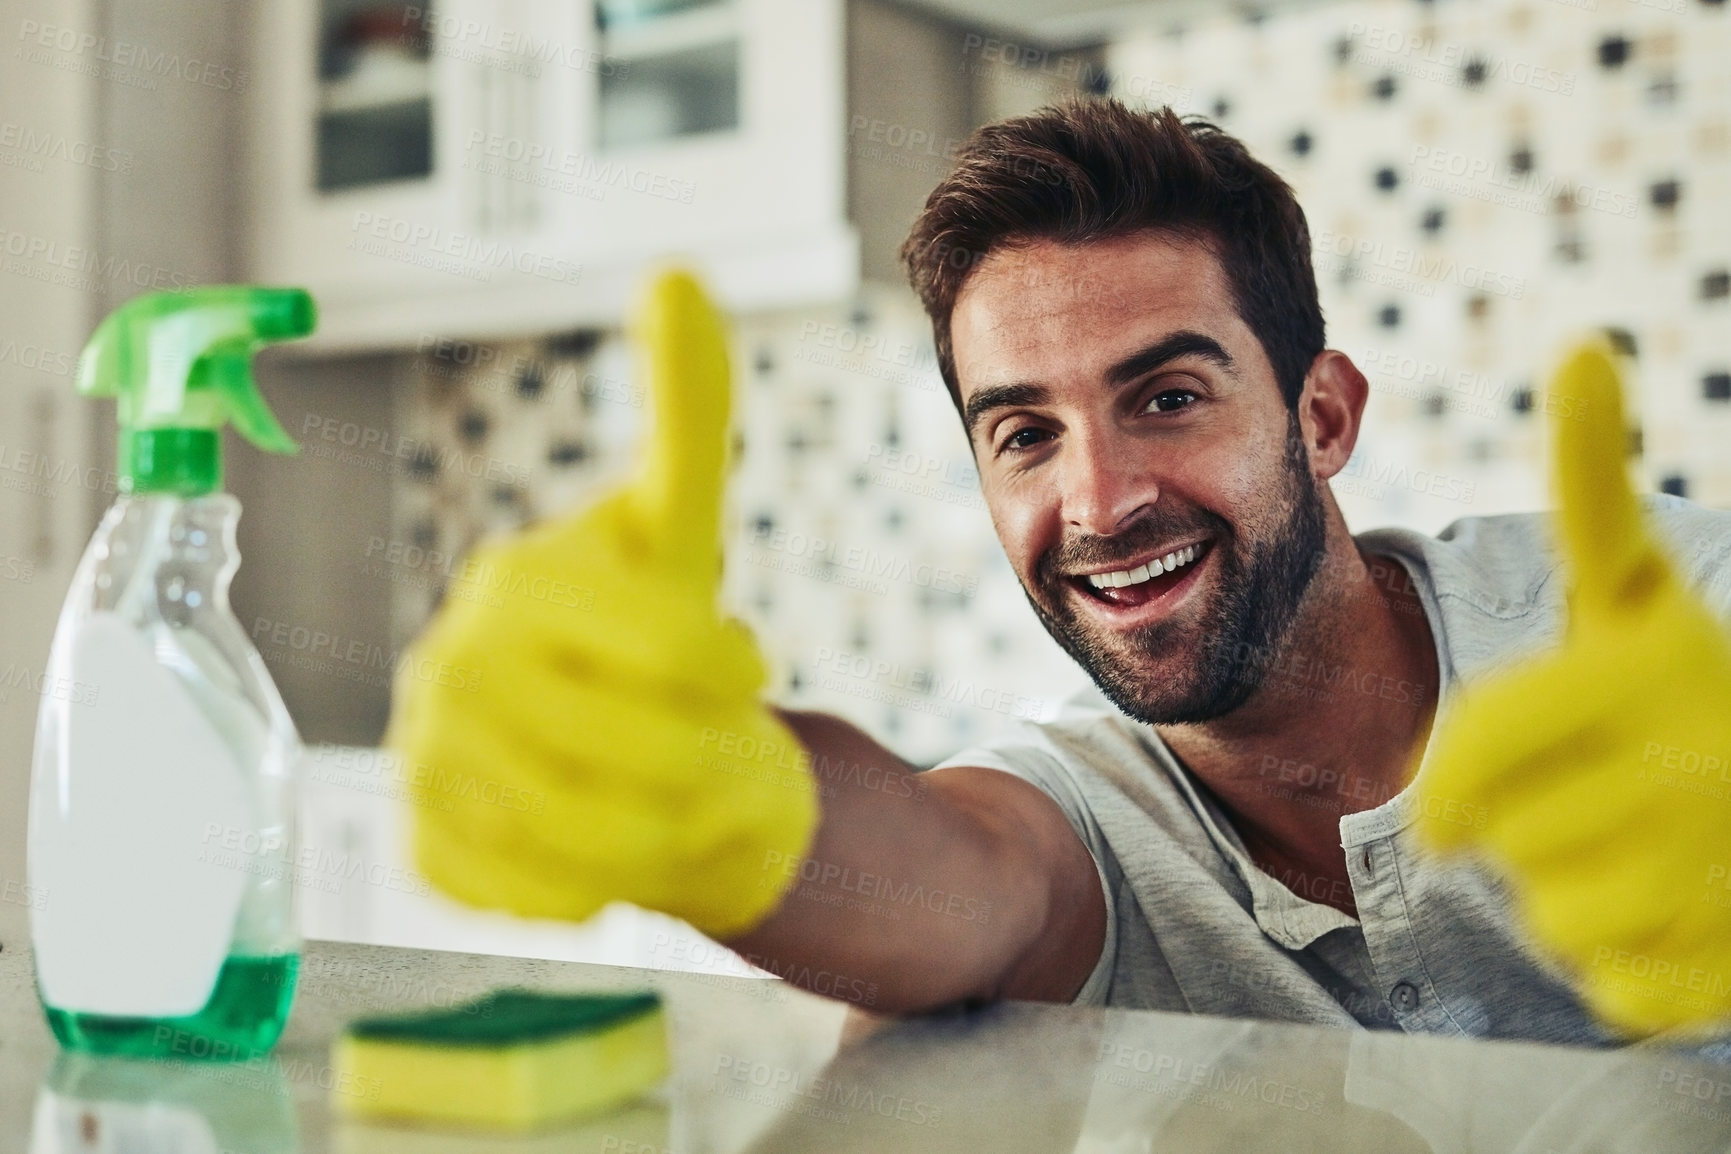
[{"left": 934, "top": 496, "right": 1731, "bottom": 1047}]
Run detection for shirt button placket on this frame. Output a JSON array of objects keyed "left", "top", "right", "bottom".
[{"left": 1355, "top": 835, "right": 1442, "bottom": 1031}]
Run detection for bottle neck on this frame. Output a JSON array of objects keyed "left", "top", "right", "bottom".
[
  {"left": 121, "top": 428, "right": 221, "bottom": 496},
  {"left": 98, "top": 493, "right": 244, "bottom": 620}
]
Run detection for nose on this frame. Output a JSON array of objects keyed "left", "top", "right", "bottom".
[{"left": 1059, "top": 425, "right": 1157, "bottom": 537}]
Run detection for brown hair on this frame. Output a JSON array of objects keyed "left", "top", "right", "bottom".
[{"left": 899, "top": 99, "right": 1324, "bottom": 414}]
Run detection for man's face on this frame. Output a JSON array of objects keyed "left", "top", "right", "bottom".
[{"left": 950, "top": 230, "right": 1328, "bottom": 725}]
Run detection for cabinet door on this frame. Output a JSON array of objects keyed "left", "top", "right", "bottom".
[
  {"left": 246, "top": 0, "right": 853, "bottom": 348},
  {"left": 573, "top": 0, "right": 852, "bottom": 307},
  {"left": 247, "top": 0, "right": 580, "bottom": 340}
]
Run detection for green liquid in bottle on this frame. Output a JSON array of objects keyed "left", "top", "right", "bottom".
[{"left": 43, "top": 953, "right": 298, "bottom": 1060}]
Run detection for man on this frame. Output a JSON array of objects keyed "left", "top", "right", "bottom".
[{"left": 389, "top": 99, "right": 1731, "bottom": 1045}]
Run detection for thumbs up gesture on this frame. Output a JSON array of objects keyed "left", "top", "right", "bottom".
[
  {"left": 1415, "top": 340, "right": 1731, "bottom": 1037},
  {"left": 384, "top": 271, "right": 818, "bottom": 938}
]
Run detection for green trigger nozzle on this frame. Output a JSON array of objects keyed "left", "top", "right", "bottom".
[{"left": 76, "top": 287, "right": 318, "bottom": 496}]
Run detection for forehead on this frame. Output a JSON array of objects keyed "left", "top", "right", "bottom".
[{"left": 949, "top": 230, "right": 1243, "bottom": 397}]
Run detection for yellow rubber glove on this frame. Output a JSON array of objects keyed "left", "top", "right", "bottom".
[
  {"left": 1414, "top": 338, "right": 1731, "bottom": 1037},
  {"left": 382, "top": 270, "right": 818, "bottom": 939}
]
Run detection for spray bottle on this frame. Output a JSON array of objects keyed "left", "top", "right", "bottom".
[{"left": 29, "top": 287, "right": 316, "bottom": 1059}]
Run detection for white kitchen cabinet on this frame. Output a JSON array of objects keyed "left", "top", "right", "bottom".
[
  {"left": 298, "top": 745, "right": 768, "bottom": 976},
  {"left": 245, "top": 0, "right": 855, "bottom": 351}
]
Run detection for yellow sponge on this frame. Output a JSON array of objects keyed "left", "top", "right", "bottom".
[{"left": 331, "top": 989, "right": 668, "bottom": 1132}]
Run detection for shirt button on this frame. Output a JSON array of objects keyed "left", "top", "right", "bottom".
[{"left": 1390, "top": 981, "right": 1421, "bottom": 1012}]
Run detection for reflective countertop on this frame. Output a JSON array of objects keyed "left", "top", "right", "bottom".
[{"left": 2, "top": 940, "right": 1729, "bottom": 1152}]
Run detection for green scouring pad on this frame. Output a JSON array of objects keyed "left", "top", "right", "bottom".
[{"left": 331, "top": 988, "right": 669, "bottom": 1131}]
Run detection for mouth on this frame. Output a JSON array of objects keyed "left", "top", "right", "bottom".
[{"left": 1065, "top": 539, "right": 1213, "bottom": 619}]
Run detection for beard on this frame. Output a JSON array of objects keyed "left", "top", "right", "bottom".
[{"left": 1023, "top": 411, "right": 1329, "bottom": 726}]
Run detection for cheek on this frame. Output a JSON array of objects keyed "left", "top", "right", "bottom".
[
  {"left": 985, "top": 479, "right": 1061, "bottom": 577},
  {"left": 1195, "top": 420, "right": 1293, "bottom": 528}
]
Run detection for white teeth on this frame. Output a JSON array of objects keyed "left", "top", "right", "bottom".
[{"left": 1083, "top": 543, "right": 1204, "bottom": 591}]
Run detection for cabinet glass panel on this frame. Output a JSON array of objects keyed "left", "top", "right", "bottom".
[
  {"left": 316, "top": 0, "right": 434, "bottom": 191},
  {"left": 597, "top": 0, "right": 728, "bottom": 32},
  {"left": 597, "top": 0, "right": 739, "bottom": 151}
]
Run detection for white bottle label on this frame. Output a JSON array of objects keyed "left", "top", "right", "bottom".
[{"left": 32, "top": 612, "right": 251, "bottom": 1018}]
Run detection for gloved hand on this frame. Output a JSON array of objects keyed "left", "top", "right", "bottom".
[
  {"left": 1414, "top": 338, "right": 1731, "bottom": 1037},
  {"left": 383, "top": 270, "right": 818, "bottom": 939}
]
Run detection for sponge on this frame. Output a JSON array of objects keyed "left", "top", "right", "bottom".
[{"left": 331, "top": 989, "right": 669, "bottom": 1132}]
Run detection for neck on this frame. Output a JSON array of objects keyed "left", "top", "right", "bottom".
[{"left": 1154, "top": 516, "right": 1439, "bottom": 915}]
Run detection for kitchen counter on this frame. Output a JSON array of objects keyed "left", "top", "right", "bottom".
[{"left": 3, "top": 939, "right": 1729, "bottom": 1152}]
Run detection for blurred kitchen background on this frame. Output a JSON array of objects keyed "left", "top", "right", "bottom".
[{"left": 1, "top": 0, "right": 1724, "bottom": 968}]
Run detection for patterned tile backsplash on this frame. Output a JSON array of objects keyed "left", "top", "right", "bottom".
[
  {"left": 1107, "top": 0, "right": 1730, "bottom": 528},
  {"left": 391, "top": 0, "right": 1728, "bottom": 766},
  {"left": 395, "top": 286, "right": 1092, "bottom": 766}
]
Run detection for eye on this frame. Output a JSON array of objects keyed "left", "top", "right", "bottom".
[
  {"left": 1000, "top": 426, "right": 1052, "bottom": 454},
  {"left": 1144, "top": 388, "right": 1198, "bottom": 414}
]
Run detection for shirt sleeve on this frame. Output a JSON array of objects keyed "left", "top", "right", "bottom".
[{"left": 932, "top": 741, "right": 1119, "bottom": 1007}]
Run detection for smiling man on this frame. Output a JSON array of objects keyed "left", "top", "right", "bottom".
[{"left": 728, "top": 99, "right": 1731, "bottom": 1040}]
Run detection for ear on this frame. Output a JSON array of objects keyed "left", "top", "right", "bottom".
[{"left": 1297, "top": 351, "right": 1368, "bottom": 481}]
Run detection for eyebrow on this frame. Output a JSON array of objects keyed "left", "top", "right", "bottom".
[{"left": 962, "top": 330, "right": 1237, "bottom": 442}]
